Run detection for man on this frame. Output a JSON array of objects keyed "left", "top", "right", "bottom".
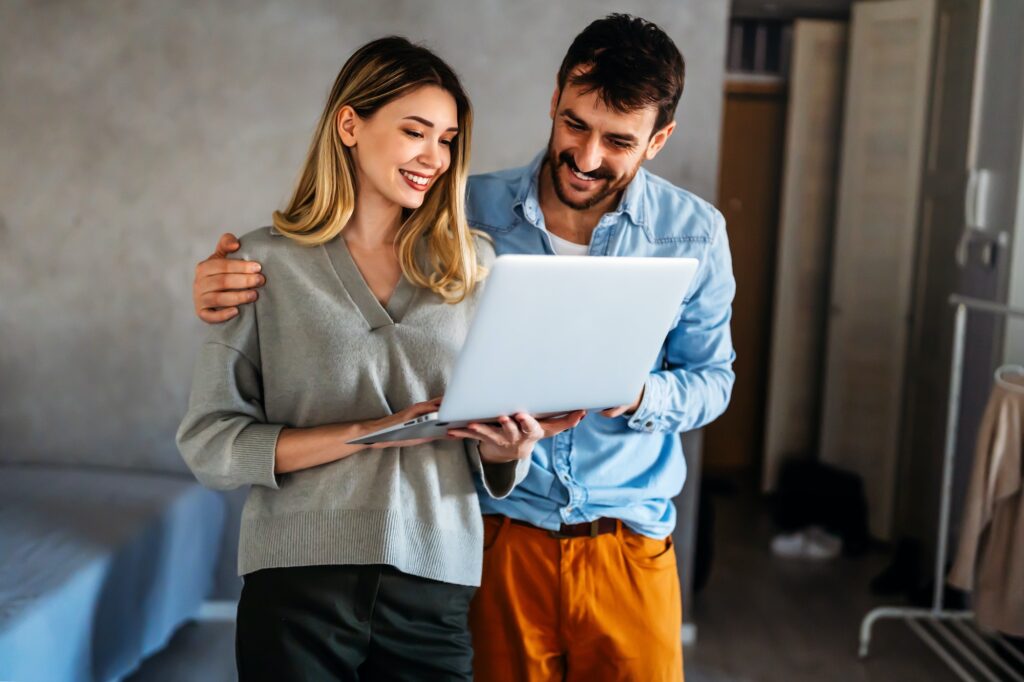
[{"left": 192, "top": 14, "right": 734, "bottom": 681}]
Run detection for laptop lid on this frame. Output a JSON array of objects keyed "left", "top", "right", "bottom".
[{"left": 437, "top": 255, "right": 700, "bottom": 422}]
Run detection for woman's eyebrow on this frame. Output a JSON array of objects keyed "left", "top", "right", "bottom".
[{"left": 403, "top": 115, "right": 458, "bottom": 132}]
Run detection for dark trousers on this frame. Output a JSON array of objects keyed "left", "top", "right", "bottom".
[{"left": 236, "top": 564, "right": 475, "bottom": 681}]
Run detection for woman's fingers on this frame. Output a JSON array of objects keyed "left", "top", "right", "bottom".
[
  {"left": 538, "top": 410, "right": 586, "bottom": 437},
  {"left": 404, "top": 398, "right": 442, "bottom": 418},
  {"left": 514, "top": 413, "right": 544, "bottom": 439},
  {"left": 466, "top": 422, "right": 508, "bottom": 446},
  {"left": 498, "top": 416, "right": 521, "bottom": 443}
]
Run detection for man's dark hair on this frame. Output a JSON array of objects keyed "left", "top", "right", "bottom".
[{"left": 557, "top": 14, "right": 685, "bottom": 135}]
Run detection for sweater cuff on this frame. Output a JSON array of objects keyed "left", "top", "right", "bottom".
[
  {"left": 233, "top": 423, "right": 284, "bottom": 489},
  {"left": 469, "top": 441, "right": 530, "bottom": 499}
]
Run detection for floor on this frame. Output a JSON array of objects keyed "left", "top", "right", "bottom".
[
  {"left": 128, "top": 483, "right": 1010, "bottom": 681},
  {"left": 681, "top": 480, "right": 962, "bottom": 681}
]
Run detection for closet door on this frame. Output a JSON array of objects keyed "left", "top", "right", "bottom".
[
  {"left": 762, "top": 20, "right": 848, "bottom": 492},
  {"left": 706, "top": 78, "right": 787, "bottom": 474},
  {"left": 819, "top": 0, "right": 936, "bottom": 540}
]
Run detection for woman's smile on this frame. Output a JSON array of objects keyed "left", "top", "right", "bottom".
[{"left": 400, "top": 169, "right": 434, "bottom": 191}]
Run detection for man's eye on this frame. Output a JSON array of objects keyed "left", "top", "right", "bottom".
[
  {"left": 610, "top": 140, "right": 632, "bottom": 150},
  {"left": 566, "top": 121, "right": 585, "bottom": 131}
]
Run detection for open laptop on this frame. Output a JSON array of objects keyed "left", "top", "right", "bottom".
[{"left": 348, "top": 254, "right": 700, "bottom": 445}]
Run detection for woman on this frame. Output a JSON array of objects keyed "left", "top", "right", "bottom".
[{"left": 177, "top": 37, "right": 583, "bottom": 680}]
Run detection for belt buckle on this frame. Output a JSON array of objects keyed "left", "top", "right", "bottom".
[{"left": 547, "top": 520, "right": 600, "bottom": 540}]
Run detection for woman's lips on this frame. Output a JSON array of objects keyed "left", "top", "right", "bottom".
[{"left": 400, "top": 169, "right": 432, "bottom": 192}]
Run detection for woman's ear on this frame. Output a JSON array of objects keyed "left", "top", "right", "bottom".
[{"left": 337, "top": 106, "right": 359, "bottom": 147}]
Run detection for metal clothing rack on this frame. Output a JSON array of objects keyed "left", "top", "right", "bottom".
[{"left": 859, "top": 294, "right": 1024, "bottom": 681}]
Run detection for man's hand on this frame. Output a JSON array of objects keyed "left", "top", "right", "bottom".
[
  {"left": 193, "top": 232, "right": 266, "bottom": 324},
  {"left": 600, "top": 386, "right": 645, "bottom": 418}
]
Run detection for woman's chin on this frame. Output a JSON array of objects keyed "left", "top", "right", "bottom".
[{"left": 395, "top": 191, "right": 427, "bottom": 210}]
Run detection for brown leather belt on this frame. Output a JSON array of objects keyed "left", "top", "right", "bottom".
[{"left": 510, "top": 517, "right": 618, "bottom": 539}]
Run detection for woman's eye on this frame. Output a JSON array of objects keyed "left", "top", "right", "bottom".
[
  {"left": 404, "top": 130, "right": 424, "bottom": 139},
  {"left": 441, "top": 138, "right": 454, "bottom": 147}
]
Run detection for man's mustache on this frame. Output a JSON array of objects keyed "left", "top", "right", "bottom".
[{"left": 557, "top": 151, "right": 614, "bottom": 181}]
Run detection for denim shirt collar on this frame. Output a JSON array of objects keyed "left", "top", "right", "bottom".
[{"left": 513, "top": 150, "right": 647, "bottom": 229}]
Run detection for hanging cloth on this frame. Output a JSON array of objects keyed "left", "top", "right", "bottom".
[{"left": 948, "top": 366, "right": 1024, "bottom": 635}]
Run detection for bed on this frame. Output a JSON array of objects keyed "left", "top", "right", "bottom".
[{"left": 0, "top": 463, "right": 226, "bottom": 681}]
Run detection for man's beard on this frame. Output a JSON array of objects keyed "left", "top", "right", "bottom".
[{"left": 545, "top": 136, "right": 640, "bottom": 211}]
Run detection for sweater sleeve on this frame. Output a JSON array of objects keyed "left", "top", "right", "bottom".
[
  {"left": 177, "top": 341, "right": 282, "bottom": 491},
  {"left": 464, "top": 440, "right": 530, "bottom": 499},
  {"left": 176, "top": 277, "right": 283, "bottom": 491}
]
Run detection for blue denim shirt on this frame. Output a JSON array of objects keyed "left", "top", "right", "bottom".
[{"left": 466, "top": 152, "right": 736, "bottom": 538}]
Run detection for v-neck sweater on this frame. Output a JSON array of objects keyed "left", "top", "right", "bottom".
[{"left": 177, "top": 226, "right": 524, "bottom": 587}]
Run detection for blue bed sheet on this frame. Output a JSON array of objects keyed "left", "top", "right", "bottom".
[{"left": 0, "top": 464, "right": 226, "bottom": 682}]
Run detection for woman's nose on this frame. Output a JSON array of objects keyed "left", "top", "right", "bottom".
[{"left": 419, "top": 143, "right": 444, "bottom": 170}]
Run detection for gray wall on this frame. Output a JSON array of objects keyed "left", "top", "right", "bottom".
[
  {"left": 0, "top": 0, "right": 729, "bottom": 596},
  {"left": 1, "top": 0, "right": 728, "bottom": 471}
]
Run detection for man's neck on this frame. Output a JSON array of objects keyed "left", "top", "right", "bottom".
[{"left": 537, "top": 159, "right": 621, "bottom": 246}]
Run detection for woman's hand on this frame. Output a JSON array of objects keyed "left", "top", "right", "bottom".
[
  {"left": 448, "top": 410, "right": 586, "bottom": 464},
  {"left": 365, "top": 397, "right": 447, "bottom": 450}
]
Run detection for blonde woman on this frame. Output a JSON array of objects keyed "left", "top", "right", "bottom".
[{"left": 177, "top": 37, "right": 583, "bottom": 680}]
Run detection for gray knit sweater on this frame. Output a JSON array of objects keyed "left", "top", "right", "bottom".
[{"left": 177, "top": 226, "right": 526, "bottom": 587}]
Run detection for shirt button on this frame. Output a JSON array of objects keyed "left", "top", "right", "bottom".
[
  {"left": 644, "top": 421, "right": 655, "bottom": 432},
  {"left": 566, "top": 506, "right": 574, "bottom": 514}
]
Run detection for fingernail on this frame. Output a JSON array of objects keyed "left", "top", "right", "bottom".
[
  {"left": 248, "top": 292, "right": 258, "bottom": 301},
  {"left": 252, "top": 264, "right": 261, "bottom": 272}
]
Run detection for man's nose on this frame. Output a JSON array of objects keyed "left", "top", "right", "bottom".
[{"left": 575, "top": 135, "right": 602, "bottom": 173}]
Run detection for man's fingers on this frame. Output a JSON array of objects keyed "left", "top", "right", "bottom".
[
  {"left": 196, "top": 258, "right": 263, "bottom": 280},
  {"left": 213, "top": 233, "right": 241, "bottom": 258},
  {"left": 199, "top": 307, "right": 239, "bottom": 324},
  {"left": 205, "top": 273, "right": 266, "bottom": 292},
  {"left": 201, "top": 290, "right": 258, "bottom": 310},
  {"left": 446, "top": 429, "right": 478, "bottom": 440}
]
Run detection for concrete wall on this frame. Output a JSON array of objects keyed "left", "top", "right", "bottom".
[{"left": 0, "top": 0, "right": 730, "bottom": 595}]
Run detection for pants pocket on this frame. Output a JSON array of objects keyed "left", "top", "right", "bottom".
[{"left": 617, "top": 527, "right": 676, "bottom": 570}]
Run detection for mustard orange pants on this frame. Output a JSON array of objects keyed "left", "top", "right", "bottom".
[{"left": 469, "top": 515, "right": 684, "bottom": 681}]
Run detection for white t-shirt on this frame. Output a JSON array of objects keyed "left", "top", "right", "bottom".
[{"left": 545, "top": 229, "right": 590, "bottom": 256}]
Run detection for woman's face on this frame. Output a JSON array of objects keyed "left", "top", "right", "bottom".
[{"left": 341, "top": 85, "right": 459, "bottom": 211}]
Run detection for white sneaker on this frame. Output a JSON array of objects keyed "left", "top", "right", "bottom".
[{"left": 771, "top": 526, "right": 842, "bottom": 560}]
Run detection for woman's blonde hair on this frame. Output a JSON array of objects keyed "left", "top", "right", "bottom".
[{"left": 273, "top": 37, "right": 483, "bottom": 303}]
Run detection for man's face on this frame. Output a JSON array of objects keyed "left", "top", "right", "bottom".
[{"left": 545, "top": 76, "right": 673, "bottom": 211}]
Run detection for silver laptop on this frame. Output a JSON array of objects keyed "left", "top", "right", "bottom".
[{"left": 348, "top": 254, "right": 700, "bottom": 445}]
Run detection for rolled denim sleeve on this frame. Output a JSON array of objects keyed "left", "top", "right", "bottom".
[{"left": 628, "top": 211, "right": 736, "bottom": 434}]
